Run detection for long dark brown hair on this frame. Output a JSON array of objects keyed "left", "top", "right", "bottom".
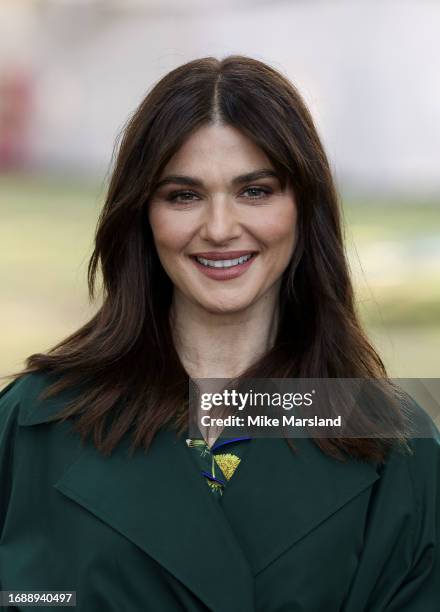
[{"left": 5, "top": 55, "right": 410, "bottom": 462}]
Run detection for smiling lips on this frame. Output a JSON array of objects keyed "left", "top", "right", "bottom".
[{"left": 190, "top": 251, "right": 258, "bottom": 280}]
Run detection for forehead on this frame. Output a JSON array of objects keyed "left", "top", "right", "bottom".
[{"left": 160, "top": 123, "right": 273, "bottom": 176}]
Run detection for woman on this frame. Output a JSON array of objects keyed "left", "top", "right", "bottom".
[{"left": 0, "top": 55, "right": 439, "bottom": 611}]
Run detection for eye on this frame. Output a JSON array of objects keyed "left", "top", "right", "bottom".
[
  {"left": 241, "top": 186, "right": 272, "bottom": 200},
  {"left": 166, "top": 190, "right": 199, "bottom": 204}
]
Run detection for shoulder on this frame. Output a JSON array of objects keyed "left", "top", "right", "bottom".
[
  {"left": 0, "top": 371, "right": 67, "bottom": 429},
  {"left": 0, "top": 373, "right": 40, "bottom": 424},
  {"left": 379, "top": 396, "right": 440, "bottom": 530},
  {"left": 384, "top": 395, "right": 440, "bottom": 478},
  {"left": 0, "top": 371, "right": 83, "bottom": 539},
  {"left": 0, "top": 371, "right": 84, "bottom": 496},
  {"left": 398, "top": 394, "right": 440, "bottom": 470},
  {"left": 404, "top": 408, "right": 440, "bottom": 515},
  {"left": 0, "top": 373, "right": 58, "bottom": 513},
  {"left": 345, "top": 398, "right": 440, "bottom": 609}
]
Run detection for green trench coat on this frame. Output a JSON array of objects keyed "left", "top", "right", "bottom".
[{"left": 1, "top": 372, "right": 439, "bottom": 611}]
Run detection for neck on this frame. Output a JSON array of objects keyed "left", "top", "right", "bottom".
[{"left": 170, "top": 288, "right": 280, "bottom": 380}]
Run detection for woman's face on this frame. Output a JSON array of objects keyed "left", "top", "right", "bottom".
[{"left": 148, "top": 123, "right": 298, "bottom": 315}]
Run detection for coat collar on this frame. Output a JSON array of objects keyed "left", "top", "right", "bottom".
[{"left": 17, "top": 373, "right": 381, "bottom": 610}]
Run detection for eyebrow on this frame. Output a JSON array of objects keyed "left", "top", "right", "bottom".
[{"left": 153, "top": 168, "right": 280, "bottom": 190}]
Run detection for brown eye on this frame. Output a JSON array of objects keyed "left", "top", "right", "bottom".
[
  {"left": 166, "top": 191, "right": 199, "bottom": 203},
  {"left": 242, "top": 187, "right": 272, "bottom": 199}
]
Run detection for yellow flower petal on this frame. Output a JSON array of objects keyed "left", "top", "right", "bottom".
[{"left": 214, "top": 453, "right": 241, "bottom": 481}]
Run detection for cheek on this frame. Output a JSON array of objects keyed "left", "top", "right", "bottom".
[
  {"left": 257, "top": 205, "right": 297, "bottom": 246},
  {"left": 148, "top": 209, "right": 191, "bottom": 254}
]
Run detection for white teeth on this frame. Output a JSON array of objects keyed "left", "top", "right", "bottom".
[{"left": 196, "top": 253, "right": 253, "bottom": 268}]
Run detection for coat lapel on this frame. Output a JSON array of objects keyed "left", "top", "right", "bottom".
[
  {"left": 54, "top": 428, "right": 255, "bottom": 611},
  {"left": 220, "top": 434, "right": 381, "bottom": 574}
]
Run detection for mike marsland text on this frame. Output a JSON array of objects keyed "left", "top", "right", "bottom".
[{"left": 199, "top": 415, "right": 342, "bottom": 428}]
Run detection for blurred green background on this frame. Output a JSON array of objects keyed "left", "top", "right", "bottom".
[{"left": 1, "top": 173, "right": 438, "bottom": 380}]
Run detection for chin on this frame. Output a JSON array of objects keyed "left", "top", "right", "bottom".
[{"left": 198, "top": 297, "right": 253, "bottom": 315}]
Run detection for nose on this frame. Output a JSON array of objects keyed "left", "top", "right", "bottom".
[{"left": 199, "top": 197, "right": 242, "bottom": 244}]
